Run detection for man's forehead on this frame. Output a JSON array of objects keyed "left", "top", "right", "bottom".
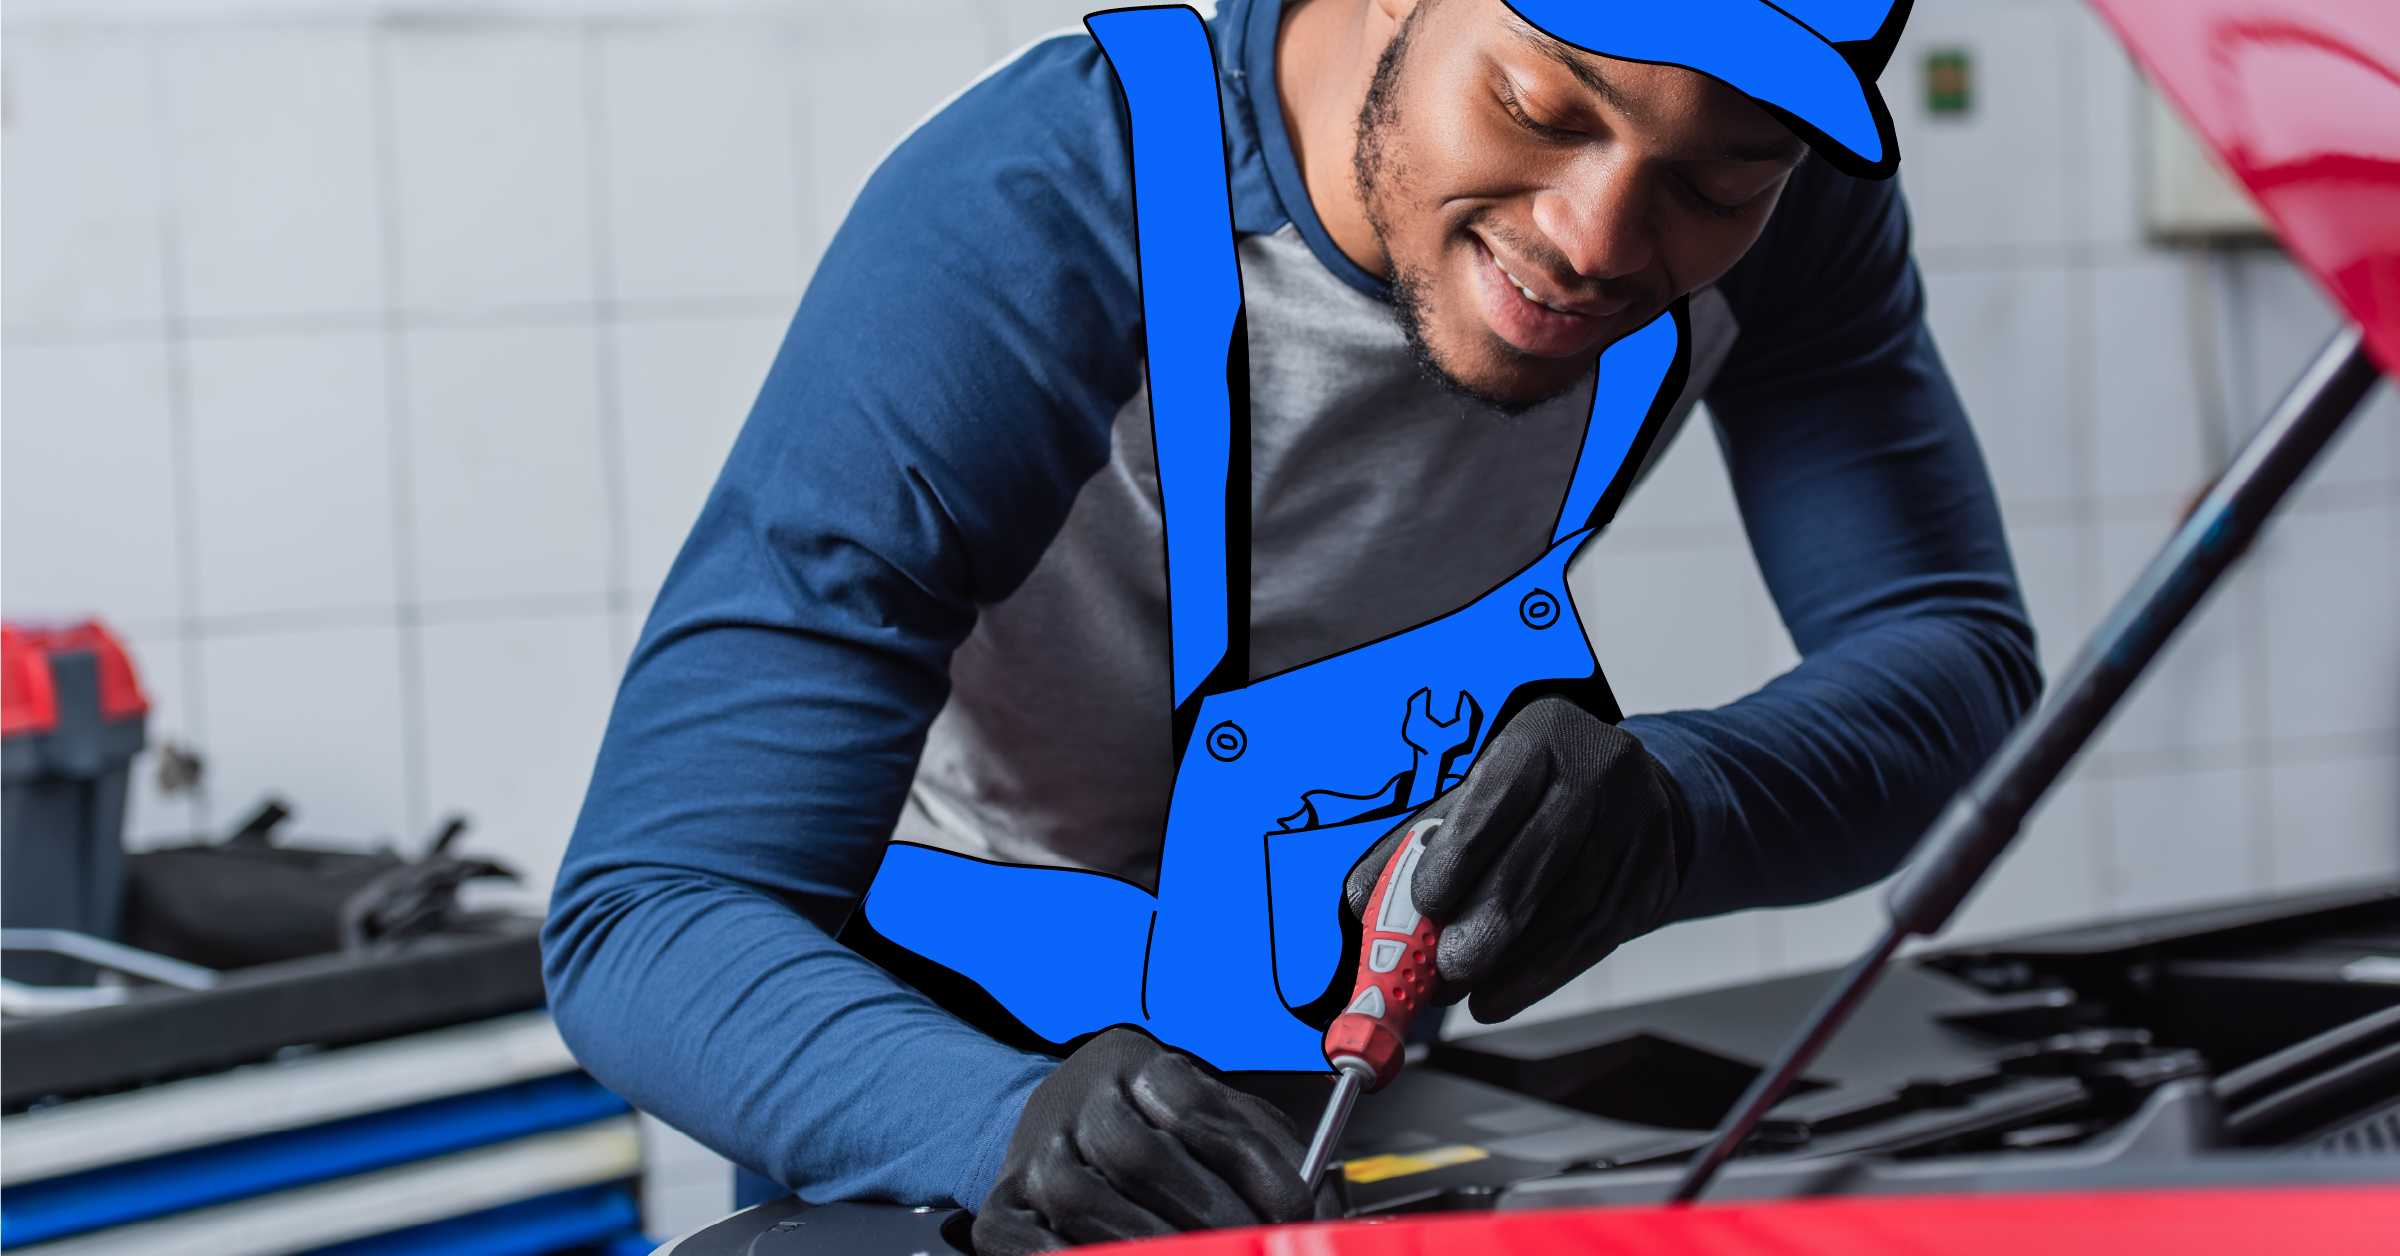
[{"left": 1495, "top": 5, "right": 1809, "bottom": 165}]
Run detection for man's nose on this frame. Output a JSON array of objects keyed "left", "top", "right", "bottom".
[{"left": 1530, "top": 157, "right": 1654, "bottom": 282}]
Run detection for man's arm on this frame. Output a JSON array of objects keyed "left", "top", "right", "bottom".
[
  {"left": 541, "top": 36, "right": 1143, "bottom": 1208},
  {"left": 1630, "top": 159, "right": 2043, "bottom": 919}
]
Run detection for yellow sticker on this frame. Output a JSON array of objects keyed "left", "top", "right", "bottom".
[{"left": 1340, "top": 1143, "right": 1492, "bottom": 1184}]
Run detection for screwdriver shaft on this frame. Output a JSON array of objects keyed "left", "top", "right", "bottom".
[{"left": 1298, "top": 1066, "right": 1365, "bottom": 1192}]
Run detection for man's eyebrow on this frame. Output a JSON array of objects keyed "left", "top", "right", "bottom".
[
  {"left": 1503, "top": 9, "right": 1808, "bottom": 165},
  {"left": 1709, "top": 136, "right": 1810, "bottom": 163},
  {"left": 1504, "top": 14, "right": 1631, "bottom": 113}
]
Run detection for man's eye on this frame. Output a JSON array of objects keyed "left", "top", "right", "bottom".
[
  {"left": 1675, "top": 174, "right": 1747, "bottom": 220},
  {"left": 1501, "top": 83, "right": 1577, "bottom": 140}
]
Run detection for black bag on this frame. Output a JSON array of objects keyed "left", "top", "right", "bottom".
[{"left": 122, "top": 801, "right": 515, "bottom": 971}]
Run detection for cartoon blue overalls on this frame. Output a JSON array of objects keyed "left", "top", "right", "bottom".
[{"left": 842, "top": 6, "right": 1690, "bottom": 1073}]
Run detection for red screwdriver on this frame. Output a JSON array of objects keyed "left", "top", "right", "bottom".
[{"left": 1297, "top": 815, "right": 1447, "bottom": 1191}]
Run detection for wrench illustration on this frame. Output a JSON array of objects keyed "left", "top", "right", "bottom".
[{"left": 1273, "top": 688, "right": 1482, "bottom": 832}]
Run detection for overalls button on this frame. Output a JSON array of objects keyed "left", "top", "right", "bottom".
[
  {"left": 1519, "top": 589, "right": 1560, "bottom": 629},
  {"left": 1205, "top": 721, "right": 1248, "bottom": 761}
]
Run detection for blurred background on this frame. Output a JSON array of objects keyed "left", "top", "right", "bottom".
[{"left": 4, "top": 0, "right": 2394, "bottom": 1247}]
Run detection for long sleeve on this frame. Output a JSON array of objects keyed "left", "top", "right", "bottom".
[
  {"left": 1628, "top": 160, "right": 2043, "bottom": 919},
  {"left": 540, "top": 37, "right": 1141, "bottom": 1209}
]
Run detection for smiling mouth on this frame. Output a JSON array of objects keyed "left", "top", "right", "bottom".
[
  {"left": 1490, "top": 253, "right": 1583, "bottom": 315},
  {"left": 1482, "top": 239, "right": 1643, "bottom": 323}
]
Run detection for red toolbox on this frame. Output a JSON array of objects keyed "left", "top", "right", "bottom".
[{"left": 2, "top": 621, "right": 149, "bottom": 987}]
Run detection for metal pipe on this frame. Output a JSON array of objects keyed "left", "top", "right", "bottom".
[
  {"left": 0, "top": 928, "right": 219, "bottom": 990},
  {"left": 1669, "top": 925, "right": 1904, "bottom": 1202}
]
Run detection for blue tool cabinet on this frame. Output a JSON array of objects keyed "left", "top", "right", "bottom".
[{"left": 2, "top": 1012, "right": 650, "bottom": 1256}]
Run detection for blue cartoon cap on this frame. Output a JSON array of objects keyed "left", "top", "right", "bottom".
[{"left": 1504, "top": 0, "right": 1913, "bottom": 178}]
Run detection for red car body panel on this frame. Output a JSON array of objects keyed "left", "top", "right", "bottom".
[
  {"left": 2090, "top": 0, "right": 2400, "bottom": 369},
  {"left": 1084, "top": 1185, "right": 2400, "bottom": 1255}
]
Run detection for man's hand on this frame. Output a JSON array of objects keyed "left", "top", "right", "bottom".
[
  {"left": 1345, "top": 695, "right": 1692, "bottom": 1025},
  {"left": 974, "top": 1028, "right": 1336, "bottom": 1253}
]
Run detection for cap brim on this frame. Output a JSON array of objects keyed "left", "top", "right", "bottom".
[{"left": 1503, "top": 0, "right": 1900, "bottom": 179}]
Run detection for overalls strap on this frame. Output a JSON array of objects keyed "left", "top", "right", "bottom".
[
  {"left": 1549, "top": 301, "right": 1693, "bottom": 544},
  {"left": 1089, "top": 6, "right": 1691, "bottom": 728},
  {"left": 1088, "top": 7, "right": 1248, "bottom": 733}
]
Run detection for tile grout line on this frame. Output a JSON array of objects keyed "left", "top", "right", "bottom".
[
  {"left": 2052, "top": 8, "right": 2120, "bottom": 911},
  {"left": 1914, "top": 238, "right": 2206, "bottom": 274},
  {"left": 370, "top": 25, "right": 432, "bottom": 838},
  {"left": 2082, "top": 728, "right": 2399, "bottom": 779},
  {"left": 100, "top": 590, "right": 632, "bottom": 642},
  {"left": 145, "top": 30, "right": 214, "bottom": 836},
  {"left": 2221, "top": 254, "right": 2261, "bottom": 438},
  {"left": 2222, "top": 252, "right": 2275, "bottom": 894},
  {"left": 0, "top": 293, "right": 803, "bottom": 348},
  {"left": 2183, "top": 245, "right": 2234, "bottom": 475},
  {"left": 2238, "top": 563, "right": 2277, "bottom": 890},
  {"left": 2218, "top": 255, "right": 2276, "bottom": 893},
  {"left": 583, "top": 22, "right": 637, "bottom": 670},
  {"left": 977, "top": 0, "right": 1011, "bottom": 69},
  {"left": 787, "top": 15, "right": 820, "bottom": 303}
]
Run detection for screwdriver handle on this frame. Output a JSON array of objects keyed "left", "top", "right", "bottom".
[{"left": 1321, "top": 816, "right": 1444, "bottom": 1092}]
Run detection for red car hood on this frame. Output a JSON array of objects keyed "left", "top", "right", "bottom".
[{"left": 2091, "top": 0, "right": 2400, "bottom": 369}]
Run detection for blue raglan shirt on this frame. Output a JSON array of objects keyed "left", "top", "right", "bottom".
[{"left": 542, "top": 0, "right": 2039, "bottom": 1212}]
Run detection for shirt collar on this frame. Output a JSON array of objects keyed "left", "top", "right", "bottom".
[{"left": 1213, "top": 0, "right": 1391, "bottom": 300}]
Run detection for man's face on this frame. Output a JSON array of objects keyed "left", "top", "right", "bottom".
[{"left": 1355, "top": 0, "right": 1807, "bottom": 410}]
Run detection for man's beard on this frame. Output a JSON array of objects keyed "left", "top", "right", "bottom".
[{"left": 1352, "top": 1, "right": 1579, "bottom": 418}]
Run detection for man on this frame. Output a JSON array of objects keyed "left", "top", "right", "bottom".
[{"left": 544, "top": 0, "right": 2039, "bottom": 1248}]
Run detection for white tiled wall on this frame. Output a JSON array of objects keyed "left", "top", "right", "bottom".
[
  {"left": 5, "top": 0, "right": 2395, "bottom": 1032},
  {"left": 2, "top": 0, "right": 1110, "bottom": 902}
]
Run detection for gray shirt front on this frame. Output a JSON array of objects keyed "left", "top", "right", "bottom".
[{"left": 895, "top": 225, "right": 1734, "bottom": 884}]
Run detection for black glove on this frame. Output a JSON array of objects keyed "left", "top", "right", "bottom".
[
  {"left": 1345, "top": 695, "right": 1692, "bottom": 1025},
  {"left": 974, "top": 1027, "right": 1336, "bottom": 1253}
]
